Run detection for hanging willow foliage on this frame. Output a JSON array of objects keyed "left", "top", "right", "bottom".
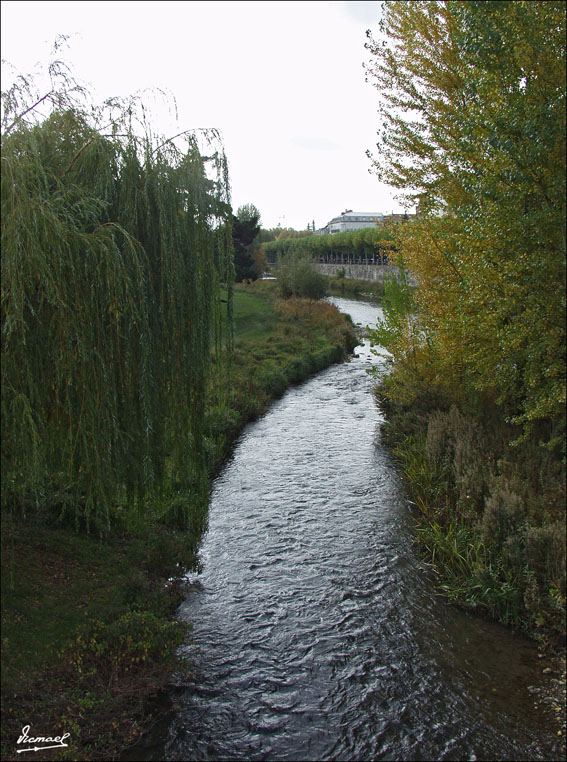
[{"left": 1, "top": 69, "right": 234, "bottom": 532}]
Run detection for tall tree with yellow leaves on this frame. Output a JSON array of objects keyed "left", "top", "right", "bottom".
[{"left": 366, "top": 0, "right": 565, "bottom": 446}]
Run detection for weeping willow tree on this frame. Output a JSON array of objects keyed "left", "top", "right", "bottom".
[{"left": 1, "top": 59, "right": 234, "bottom": 533}]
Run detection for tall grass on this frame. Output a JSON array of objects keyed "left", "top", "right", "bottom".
[{"left": 385, "top": 404, "right": 566, "bottom": 638}]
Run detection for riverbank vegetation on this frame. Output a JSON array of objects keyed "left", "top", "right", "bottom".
[
  {"left": 1, "top": 55, "right": 356, "bottom": 759},
  {"left": 366, "top": 1, "right": 565, "bottom": 645},
  {"left": 2, "top": 59, "right": 235, "bottom": 541},
  {"left": 1, "top": 280, "right": 356, "bottom": 760},
  {"left": 1, "top": 56, "right": 227, "bottom": 759},
  {"left": 205, "top": 280, "right": 357, "bottom": 475},
  {"left": 275, "top": 253, "right": 327, "bottom": 300}
]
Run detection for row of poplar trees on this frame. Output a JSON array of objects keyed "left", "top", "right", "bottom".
[
  {"left": 1, "top": 60, "right": 235, "bottom": 532},
  {"left": 365, "top": 0, "right": 565, "bottom": 448}
]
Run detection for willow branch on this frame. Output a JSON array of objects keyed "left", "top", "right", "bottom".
[{"left": 3, "top": 91, "right": 53, "bottom": 136}]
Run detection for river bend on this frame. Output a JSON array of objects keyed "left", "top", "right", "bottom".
[{"left": 165, "top": 298, "right": 557, "bottom": 761}]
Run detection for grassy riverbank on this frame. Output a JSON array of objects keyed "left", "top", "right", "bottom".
[
  {"left": 206, "top": 281, "right": 357, "bottom": 474},
  {"left": 376, "top": 392, "right": 566, "bottom": 642},
  {"left": 375, "top": 389, "right": 566, "bottom": 745},
  {"left": 1, "top": 282, "right": 356, "bottom": 761}
]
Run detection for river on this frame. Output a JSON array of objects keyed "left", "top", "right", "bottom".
[{"left": 160, "top": 297, "right": 558, "bottom": 761}]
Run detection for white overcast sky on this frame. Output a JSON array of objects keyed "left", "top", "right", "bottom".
[{"left": 1, "top": 0, "right": 410, "bottom": 230}]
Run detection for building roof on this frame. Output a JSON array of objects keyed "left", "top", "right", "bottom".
[{"left": 327, "top": 212, "right": 383, "bottom": 224}]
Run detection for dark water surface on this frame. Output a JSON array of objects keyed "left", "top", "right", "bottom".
[{"left": 163, "top": 298, "right": 559, "bottom": 761}]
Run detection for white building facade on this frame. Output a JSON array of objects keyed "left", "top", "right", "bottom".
[{"left": 317, "top": 210, "right": 384, "bottom": 235}]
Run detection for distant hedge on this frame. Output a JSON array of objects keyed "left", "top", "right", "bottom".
[{"left": 264, "top": 227, "right": 396, "bottom": 263}]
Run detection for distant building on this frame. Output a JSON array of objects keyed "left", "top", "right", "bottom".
[
  {"left": 378, "top": 212, "right": 416, "bottom": 225},
  {"left": 316, "top": 209, "right": 418, "bottom": 234},
  {"left": 317, "top": 210, "right": 384, "bottom": 235}
]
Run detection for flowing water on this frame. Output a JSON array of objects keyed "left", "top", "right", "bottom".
[{"left": 162, "top": 298, "right": 559, "bottom": 761}]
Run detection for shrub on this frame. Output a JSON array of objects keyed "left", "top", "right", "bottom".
[
  {"left": 276, "top": 253, "right": 327, "bottom": 300},
  {"left": 65, "top": 610, "right": 189, "bottom": 686}
]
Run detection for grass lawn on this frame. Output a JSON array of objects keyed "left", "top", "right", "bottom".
[{"left": 231, "top": 282, "right": 278, "bottom": 341}]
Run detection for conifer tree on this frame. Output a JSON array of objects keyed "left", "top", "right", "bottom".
[{"left": 232, "top": 203, "right": 261, "bottom": 281}]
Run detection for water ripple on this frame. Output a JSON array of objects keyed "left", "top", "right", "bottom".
[{"left": 166, "top": 299, "right": 557, "bottom": 762}]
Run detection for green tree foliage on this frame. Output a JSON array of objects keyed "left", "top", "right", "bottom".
[
  {"left": 255, "top": 227, "right": 311, "bottom": 246},
  {"left": 264, "top": 226, "right": 395, "bottom": 264},
  {"left": 1, "top": 61, "right": 234, "bottom": 531},
  {"left": 276, "top": 253, "right": 327, "bottom": 300},
  {"left": 254, "top": 227, "right": 314, "bottom": 276},
  {"left": 232, "top": 203, "right": 261, "bottom": 281},
  {"left": 274, "top": 228, "right": 313, "bottom": 241},
  {"left": 369, "top": 259, "right": 415, "bottom": 362},
  {"left": 366, "top": 0, "right": 566, "bottom": 447}
]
